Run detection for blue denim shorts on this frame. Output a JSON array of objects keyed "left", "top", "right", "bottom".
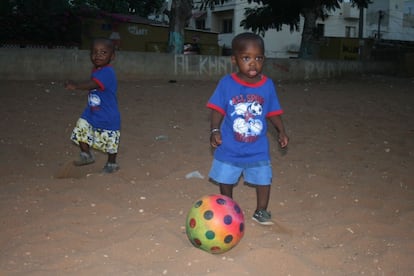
[{"left": 208, "top": 159, "right": 272, "bottom": 186}]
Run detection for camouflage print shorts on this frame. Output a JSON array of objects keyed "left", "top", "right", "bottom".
[{"left": 71, "top": 118, "right": 120, "bottom": 154}]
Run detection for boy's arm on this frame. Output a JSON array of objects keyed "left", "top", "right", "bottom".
[
  {"left": 268, "top": 115, "right": 289, "bottom": 148},
  {"left": 65, "top": 79, "right": 99, "bottom": 91},
  {"left": 210, "top": 109, "right": 224, "bottom": 148}
]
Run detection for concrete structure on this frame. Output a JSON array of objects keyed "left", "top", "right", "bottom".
[
  {"left": 365, "top": 0, "right": 414, "bottom": 41},
  {"left": 189, "top": 0, "right": 302, "bottom": 58},
  {"left": 187, "top": 0, "right": 414, "bottom": 58},
  {"left": 0, "top": 48, "right": 398, "bottom": 82},
  {"left": 188, "top": 0, "right": 363, "bottom": 58},
  {"left": 320, "top": 2, "right": 361, "bottom": 38},
  {"left": 80, "top": 15, "right": 219, "bottom": 55}
]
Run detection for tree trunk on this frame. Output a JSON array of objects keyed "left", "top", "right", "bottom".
[
  {"left": 167, "top": 0, "right": 192, "bottom": 54},
  {"left": 299, "top": 8, "right": 318, "bottom": 59}
]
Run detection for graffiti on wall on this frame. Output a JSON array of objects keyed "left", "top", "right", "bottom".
[
  {"left": 128, "top": 25, "right": 149, "bottom": 36},
  {"left": 174, "top": 55, "right": 234, "bottom": 76}
]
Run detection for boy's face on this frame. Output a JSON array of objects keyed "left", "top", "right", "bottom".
[
  {"left": 231, "top": 41, "right": 265, "bottom": 83},
  {"left": 90, "top": 42, "right": 115, "bottom": 69}
]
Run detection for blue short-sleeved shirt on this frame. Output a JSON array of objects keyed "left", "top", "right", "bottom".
[
  {"left": 206, "top": 73, "right": 283, "bottom": 163},
  {"left": 81, "top": 65, "right": 120, "bottom": 131}
]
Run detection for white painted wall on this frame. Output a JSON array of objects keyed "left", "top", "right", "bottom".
[
  {"left": 321, "top": 3, "right": 361, "bottom": 38},
  {"left": 189, "top": 0, "right": 364, "bottom": 58},
  {"left": 190, "top": 0, "right": 303, "bottom": 58},
  {"left": 186, "top": 0, "right": 414, "bottom": 58},
  {"left": 365, "top": 0, "right": 414, "bottom": 41}
]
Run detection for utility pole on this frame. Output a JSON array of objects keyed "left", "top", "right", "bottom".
[
  {"left": 358, "top": 7, "right": 364, "bottom": 60},
  {"left": 358, "top": 7, "right": 364, "bottom": 39},
  {"left": 377, "top": 10, "right": 384, "bottom": 40}
]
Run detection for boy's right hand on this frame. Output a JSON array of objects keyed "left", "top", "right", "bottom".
[
  {"left": 64, "top": 80, "right": 76, "bottom": 90},
  {"left": 210, "top": 132, "right": 222, "bottom": 148}
]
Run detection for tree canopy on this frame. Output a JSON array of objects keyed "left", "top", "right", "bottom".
[
  {"left": 240, "top": 0, "right": 371, "bottom": 58},
  {"left": 0, "top": 0, "right": 165, "bottom": 46},
  {"left": 68, "top": 0, "right": 165, "bottom": 17},
  {"left": 241, "top": 0, "right": 370, "bottom": 34}
]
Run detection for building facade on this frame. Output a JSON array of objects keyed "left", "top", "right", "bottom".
[
  {"left": 188, "top": 0, "right": 364, "bottom": 58},
  {"left": 189, "top": 0, "right": 303, "bottom": 58},
  {"left": 187, "top": 0, "right": 414, "bottom": 58},
  {"left": 365, "top": 0, "right": 414, "bottom": 41}
]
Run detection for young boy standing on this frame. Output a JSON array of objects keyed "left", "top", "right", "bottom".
[{"left": 207, "top": 33, "right": 289, "bottom": 225}]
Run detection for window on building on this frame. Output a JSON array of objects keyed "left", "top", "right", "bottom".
[
  {"left": 316, "top": 24, "right": 325, "bottom": 39},
  {"left": 345, "top": 26, "right": 356, "bottom": 37},
  {"left": 222, "top": 18, "right": 233, "bottom": 33},
  {"left": 196, "top": 19, "right": 206, "bottom": 30}
]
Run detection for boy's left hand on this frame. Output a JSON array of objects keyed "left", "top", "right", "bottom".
[
  {"left": 210, "top": 132, "right": 222, "bottom": 148},
  {"left": 278, "top": 133, "right": 289, "bottom": 148}
]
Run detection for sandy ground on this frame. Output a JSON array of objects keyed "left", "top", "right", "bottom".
[{"left": 0, "top": 75, "right": 413, "bottom": 275}]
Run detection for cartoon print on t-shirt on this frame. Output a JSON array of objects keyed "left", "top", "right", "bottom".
[
  {"left": 230, "top": 95, "right": 264, "bottom": 142},
  {"left": 88, "top": 90, "right": 101, "bottom": 111}
]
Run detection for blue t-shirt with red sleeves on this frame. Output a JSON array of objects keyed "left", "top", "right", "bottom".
[
  {"left": 206, "top": 73, "right": 283, "bottom": 163},
  {"left": 81, "top": 65, "right": 121, "bottom": 131}
]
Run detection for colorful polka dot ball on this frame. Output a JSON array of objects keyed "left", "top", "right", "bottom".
[{"left": 186, "top": 194, "right": 245, "bottom": 254}]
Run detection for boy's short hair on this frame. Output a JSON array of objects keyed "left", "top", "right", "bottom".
[
  {"left": 231, "top": 32, "right": 265, "bottom": 54},
  {"left": 92, "top": 37, "right": 115, "bottom": 52}
]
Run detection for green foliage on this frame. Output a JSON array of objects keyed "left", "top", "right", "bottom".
[
  {"left": 242, "top": 3, "right": 302, "bottom": 35},
  {"left": 68, "top": 0, "right": 164, "bottom": 15},
  {"left": 0, "top": 0, "right": 80, "bottom": 45},
  {"left": 127, "top": 0, "right": 165, "bottom": 17},
  {"left": 0, "top": 0, "right": 165, "bottom": 46},
  {"left": 197, "top": 0, "right": 228, "bottom": 10},
  {"left": 241, "top": 0, "right": 371, "bottom": 35},
  {"left": 240, "top": 0, "right": 371, "bottom": 58}
]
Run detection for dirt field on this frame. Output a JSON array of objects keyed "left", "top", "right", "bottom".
[{"left": 1, "top": 75, "right": 413, "bottom": 275}]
